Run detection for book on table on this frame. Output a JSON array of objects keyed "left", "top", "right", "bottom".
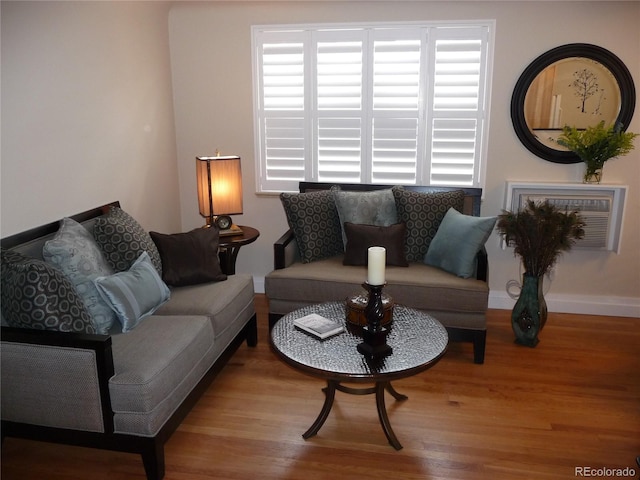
[{"left": 293, "top": 313, "right": 344, "bottom": 340}]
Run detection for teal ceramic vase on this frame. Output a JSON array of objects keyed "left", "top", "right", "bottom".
[{"left": 511, "top": 273, "right": 548, "bottom": 347}]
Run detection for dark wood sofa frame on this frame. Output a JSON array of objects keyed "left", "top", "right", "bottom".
[
  {"left": 0, "top": 203, "right": 258, "bottom": 480},
  {"left": 269, "top": 182, "right": 488, "bottom": 364}
]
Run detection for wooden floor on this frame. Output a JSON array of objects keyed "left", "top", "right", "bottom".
[{"left": 2, "top": 294, "right": 639, "bottom": 480}]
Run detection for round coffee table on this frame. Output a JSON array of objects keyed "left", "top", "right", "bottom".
[{"left": 270, "top": 301, "right": 448, "bottom": 449}]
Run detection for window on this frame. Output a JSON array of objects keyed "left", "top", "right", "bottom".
[{"left": 252, "top": 21, "right": 494, "bottom": 193}]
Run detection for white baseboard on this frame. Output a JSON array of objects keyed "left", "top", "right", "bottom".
[
  {"left": 253, "top": 275, "right": 265, "bottom": 294},
  {"left": 489, "top": 291, "right": 640, "bottom": 318},
  {"left": 254, "top": 275, "right": 639, "bottom": 318}
]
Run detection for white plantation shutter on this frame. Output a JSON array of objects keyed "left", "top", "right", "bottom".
[
  {"left": 264, "top": 117, "right": 306, "bottom": 183},
  {"left": 252, "top": 22, "right": 493, "bottom": 192},
  {"left": 255, "top": 33, "right": 308, "bottom": 192},
  {"left": 427, "top": 27, "right": 489, "bottom": 186},
  {"left": 371, "top": 34, "right": 422, "bottom": 184},
  {"left": 315, "top": 34, "right": 364, "bottom": 182},
  {"left": 317, "top": 117, "right": 362, "bottom": 182},
  {"left": 316, "top": 39, "right": 363, "bottom": 111}
]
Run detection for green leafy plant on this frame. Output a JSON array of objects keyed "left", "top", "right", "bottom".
[
  {"left": 556, "top": 121, "right": 638, "bottom": 180},
  {"left": 496, "top": 200, "right": 586, "bottom": 277}
]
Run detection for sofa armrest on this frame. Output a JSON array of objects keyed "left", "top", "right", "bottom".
[
  {"left": 274, "top": 229, "right": 298, "bottom": 270},
  {"left": 476, "top": 247, "right": 488, "bottom": 282},
  {"left": 1, "top": 326, "right": 115, "bottom": 434}
]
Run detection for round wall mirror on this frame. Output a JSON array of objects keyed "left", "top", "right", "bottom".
[{"left": 511, "top": 43, "right": 636, "bottom": 164}]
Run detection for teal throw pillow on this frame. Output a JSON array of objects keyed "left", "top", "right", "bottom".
[
  {"left": 94, "top": 251, "right": 170, "bottom": 332},
  {"left": 43, "top": 217, "right": 117, "bottom": 334},
  {"left": 424, "top": 208, "right": 497, "bottom": 278},
  {"left": 331, "top": 187, "right": 398, "bottom": 248}
]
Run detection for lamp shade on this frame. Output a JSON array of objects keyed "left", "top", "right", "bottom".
[{"left": 196, "top": 156, "right": 243, "bottom": 221}]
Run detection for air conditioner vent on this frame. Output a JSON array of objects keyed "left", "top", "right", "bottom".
[{"left": 505, "top": 182, "right": 627, "bottom": 253}]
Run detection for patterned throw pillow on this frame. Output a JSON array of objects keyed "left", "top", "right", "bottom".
[
  {"left": 392, "top": 186, "right": 465, "bottom": 263},
  {"left": 0, "top": 249, "right": 96, "bottom": 333},
  {"left": 280, "top": 190, "right": 344, "bottom": 263},
  {"left": 93, "top": 207, "right": 162, "bottom": 275},
  {"left": 43, "top": 217, "right": 116, "bottom": 334},
  {"left": 331, "top": 186, "right": 398, "bottom": 248}
]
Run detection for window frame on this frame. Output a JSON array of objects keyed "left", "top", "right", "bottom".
[{"left": 251, "top": 20, "right": 495, "bottom": 193}]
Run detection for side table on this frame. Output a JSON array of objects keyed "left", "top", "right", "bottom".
[
  {"left": 270, "top": 302, "right": 448, "bottom": 449},
  {"left": 218, "top": 226, "right": 259, "bottom": 275}
]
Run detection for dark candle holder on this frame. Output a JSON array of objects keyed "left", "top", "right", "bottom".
[{"left": 357, "top": 282, "right": 393, "bottom": 360}]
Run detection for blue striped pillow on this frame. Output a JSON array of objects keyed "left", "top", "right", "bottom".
[{"left": 94, "top": 252, "right": 170, "bottom": 332}]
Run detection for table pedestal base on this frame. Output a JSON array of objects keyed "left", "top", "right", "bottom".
[{"left": 302, "top": 380, "right": 408, "bottom": 450}]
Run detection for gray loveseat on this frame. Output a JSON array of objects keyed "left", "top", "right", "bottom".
[
  {"left": 265, "top": 182, "right": 495, "bottom": 364},
  {"left": 0, "top": 202, "right": 257, "bottom": 480}
]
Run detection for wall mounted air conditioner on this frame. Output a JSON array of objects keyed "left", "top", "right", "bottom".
[{"left": 505, "top": 182, "right": 627, "bottom": 253}]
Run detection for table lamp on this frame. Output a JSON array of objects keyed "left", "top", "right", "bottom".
[{"left": 196, "top": 154, "right": 243, "bottom": 235}]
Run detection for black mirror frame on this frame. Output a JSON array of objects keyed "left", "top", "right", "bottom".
[{"left": 511, "top": 43, "right": 636, "bottom": 164}]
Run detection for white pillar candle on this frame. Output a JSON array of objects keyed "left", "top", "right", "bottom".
[{"left": 367, "top": 246, "right": 386, "bottom": 285}]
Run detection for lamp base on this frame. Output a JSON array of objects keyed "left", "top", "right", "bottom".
[
  {"left": 202, "top": 219, "right": 243, "bottom": 236},
  {"left": 219, "top": 224, "right": 243, "bottom": 236}
]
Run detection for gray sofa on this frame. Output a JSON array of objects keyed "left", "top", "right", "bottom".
[
  {"left": 0, "top": 202, "right": 257, "bottom": 480},
  {"left": 265, "top": 182, "right": 493, "bottom": 364}
]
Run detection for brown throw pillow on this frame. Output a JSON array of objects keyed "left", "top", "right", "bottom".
[
  {"left": 343, "top": 222, "right": 408, "bottom": 267},
  {"left": 149, "top": 228, "right": 227, "bottom": 287}
]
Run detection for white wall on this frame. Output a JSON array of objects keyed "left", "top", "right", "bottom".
[
  {"left": 169, "top": 1, "right": 639, "bottom": 316},
  {"left": 2, "top": 2, "right": 638, "bottom": 317},
  {"left": 1, "top": 1, "right": 181, "bottom": 236}
]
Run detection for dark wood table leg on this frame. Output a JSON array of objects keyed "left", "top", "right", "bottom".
[
  {"left": 218, "top": 246, "right": 240, "bottom": 275},
  {"left": 304, "top": 380, "right": 407, "bottom": 448},
  {"left": 376, "top": 381, "right": 403, "bottom": 450},
  {"left": 385, "top": 382, "right": 408, "bottom": 401},
  {"left": 303, "top": 380, "right": 337, "bottom": 439}
]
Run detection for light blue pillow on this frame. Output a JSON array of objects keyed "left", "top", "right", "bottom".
[
  {"left": 331, "top": 187, "right": 398, "bottom": 248},
  {"left": 424, "top": 208, "right": 497, "bottom": 278},
  {"left": 93, "top": 252, "right": 170, "bottom": 332},
  {"left": 43, "top": 217, "right": 116, "bottom": 334}
]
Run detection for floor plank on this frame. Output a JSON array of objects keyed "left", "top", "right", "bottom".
[{"left": 2, "top": 295, "right": 639, "bottom": 479}]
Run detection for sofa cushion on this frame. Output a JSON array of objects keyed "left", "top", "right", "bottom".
[
  {"left": 280, "top": 190, "right": 343, "bottom": 263},
  {"left": 425, "top": 208, "right": 497, "bottom": 278},
  {"left": 149, "top": 228, "right": 227, "bottom": 287},
  {"left": 332, "top": 187, "right": 398, "bottom": 247},
  {"left": 265, "top": 255, "right": 488, "bottom": 319},
  {"left": 392, "top": 187, "right": 465, "bottom": 262},
  {"left": 109, "top": 314, "right": 216, "bottom": 436},
  {"left": 0, "top": 249, "right": 96, "bottom": 333},
  {"left": 343, "top": 222, "right": 408, "bottom": 267},
  {"left": 42, "top": 217, "right": 116, "bottom": 334},
  {"left": 156, "top": 273, "right": 255, "bottom": 342},
  {"left": 94, "top": 252, "right": 170, "bottom": 333},
  {"left": 93, "top": 206, "right": 162, "bottom": 275}
]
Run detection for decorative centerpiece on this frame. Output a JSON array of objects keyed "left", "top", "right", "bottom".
[
  {"left": 556, "top": 121, "right": 637, "bottom": 183},
  {"left": 496, "top": 200, "right": 585, "bottom": 347},
  {"left": 356, "top": 247, "right": 393, "bottom": 359},
  {"left": 346, "top": 291, "right": 393, "bottom": 333}
]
